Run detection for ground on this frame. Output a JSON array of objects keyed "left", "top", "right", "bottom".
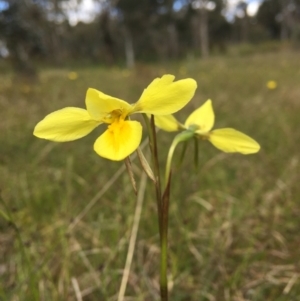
[{"left": 0, "top": 48, "right": 300, "bottom": 301}]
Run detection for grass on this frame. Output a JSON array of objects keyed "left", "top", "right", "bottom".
[{"left": 1, "top": 49, "right": 300, "bottom": 301}]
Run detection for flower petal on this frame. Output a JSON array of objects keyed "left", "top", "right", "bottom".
[
  {"left": 153, "top": 115, "right": 181, "bottom": 132},
  {"left": 94, "top": 120, "right": 142, "bottom": 161},
  {"left": 34, "top": 107, "right": 101, "bottom": 142},
  {"left": 208, "top": 128, "right": 260, "bottom": 154},
  {"left": 185, "top": 99, "right": 214, "bottom": 133},
  {"left": 132, "top": 75, "right": 197, "bottom": 115},
  {"left": 85, "top": 88, "right": 132, "bottom": 120}
]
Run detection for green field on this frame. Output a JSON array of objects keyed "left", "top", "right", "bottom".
[{"left": 1, "top": 50, "right": 300, "bottom": 301}]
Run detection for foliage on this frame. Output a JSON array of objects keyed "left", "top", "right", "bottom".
[
  {"left": 256, "top": 0, "right": 282, "bottom": 39},
  {"left": 0, "top": 0, "right": 47, "bottom": 74},
  {"left": 257, "top": 0, "right": 300, "bottom": 40},
  {"left": 1, "top": 0, "right": 300, "bottom": 71}
]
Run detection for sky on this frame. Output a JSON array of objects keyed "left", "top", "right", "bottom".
[
  {"left": 227, "top": 0, "right": 264, "bottom": 19},
  {"left": 65, "top": 0, "right": 264, "bottom": 25},
  {"left": 61, "top": 0, "right": 102, "bottom": 26}
]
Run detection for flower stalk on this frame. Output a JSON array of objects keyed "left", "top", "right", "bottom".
[
  {"left": 160, "top": 172, "right": 172, "bottom": 301},
  {"left": 147, "top": 115, "right": 172, "bottom": 300},
  {"left": 143, "top": 114, "right": 162, "bottom": 237}
]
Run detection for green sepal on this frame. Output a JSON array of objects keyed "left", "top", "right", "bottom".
[
  {"left": 165, "top": 130, "right": 195, "bottom": 185},
  {"left": 174, "top": 130, "right": 195, "bottom": 143}
]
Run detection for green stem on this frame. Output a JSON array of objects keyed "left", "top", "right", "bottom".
[
  {"left": 142, "top": 114, "right": 170, "bottom": 300},
  {"left": 160, "top": 174, "right": 171, "bottom": 301},
  {"left": 142, "top": 114, "right": 162, "bottom": 236},
  {"left": 194, "top": 137, "right": 199, "bottom": 169},
  {"left": 149, "top": 115, "right": 162, "bottom": 204},
  {"left": 143, "top": 117, "right": 195, "bottom": 301},
  {"left": 160, "top": 234, "right": 168, "bottom": 300}
]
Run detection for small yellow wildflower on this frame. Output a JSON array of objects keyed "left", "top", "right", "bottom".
[
  {"left": 266, "top": 80, "right": 277, "bottom": 90},
  {"left": 21, "top": 84, "right": 31, "bottom": 94},
  {"left": 154, "top": 100, "right": 260, "bottom": 154},
  {"left": 34, "top": 75, "right": 197, "bottom": 161},
  {"left": 68, "top": 72, "right": 78, "bottom": 80}
]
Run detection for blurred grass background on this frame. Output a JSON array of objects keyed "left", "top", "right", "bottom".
[{"left": 1, "top": 47, "right": 300, "bottom": 301}]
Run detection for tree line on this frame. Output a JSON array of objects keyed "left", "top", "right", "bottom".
[{"left": 0, "top": 0, "right": 300, "bottom": 74}]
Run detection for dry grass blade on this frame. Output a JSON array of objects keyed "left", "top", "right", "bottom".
[
  {"left": 71, "top": 277, "right": 83, "bottom": 301},
  {"left": 137, "top": 148, "right": 156, "bottom": 182},
  {"left": 117, "top": 172, "right": 147, "bottom": 301},
  {"left": 283, "top": 273, "right": 298, "bottom": 294},
  {"left": 125, "top": 157, "right": 137, "bottom": 195}
]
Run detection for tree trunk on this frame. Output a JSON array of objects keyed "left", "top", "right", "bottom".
[
  {"left": 123, "top": 27, "right": 135, "bottom": 69},
  {"left": 199, "top": 7, "right": 209, "bottom": 58},
  {"left": 241, "top": 6, "right": 249, "bottom": 42},
  {"left": 167, "top": 22, "right": 179, "bottom": 58},
  {"left": 280, "top": 0, "right": 289, "bottom": 40}
]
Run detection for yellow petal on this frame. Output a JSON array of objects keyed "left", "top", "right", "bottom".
[
  {"left": 154, "top": 115, "right": 180, "bottom": 132},
  {"left": 208, "top": 128, "right": 260, "bottom": 154},
  {"left": 185, "top": 99, "right": 214, "bottom": 133},
  {"left": 94, "top": 120, "right": 142, "bottom": 161},
  {"left": 85, "top": 88, "right": 132, "bottom": 120},
  {"left": 132, "top": 75, "right": 197, "bottom": 115},
  {"left": 34, "top": 107, "right": 100, "bottom": 142}
]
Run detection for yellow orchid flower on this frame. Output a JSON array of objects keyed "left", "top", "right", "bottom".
[
  {"left": 33, "top": 75, "right": 197, "bottom": 161},
  {"left": 154, "top": 99, "right": 260, "bottom": 154}
]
